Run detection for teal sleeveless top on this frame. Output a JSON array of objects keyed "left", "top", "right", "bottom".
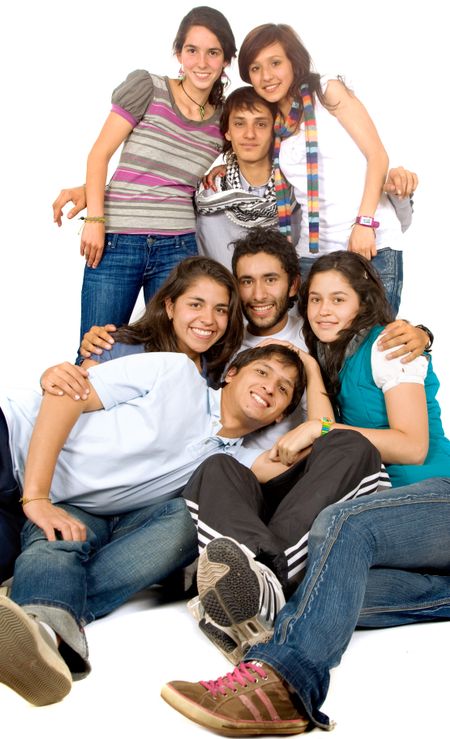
[{"left": 338, "top": 326, "right": 450, "bottom": 487}]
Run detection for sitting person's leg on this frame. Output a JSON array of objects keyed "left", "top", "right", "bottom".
[
  {"left": 85, "top": 496, "right": 197, "bottom": 620},
  {"left": 162, "top": 477, "right": 450, "bottom": 734},
  {"left": 0, "top": 504, "right": 110, "bottom": 706},
  {"left": 266, "top": 429, "right": 388, "bottom": 592},
  {"left": 191, "top": 432, "right": 385, "bottom": 663}
]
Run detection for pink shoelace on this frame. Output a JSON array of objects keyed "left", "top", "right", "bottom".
[{"left": 200, "top": 662, "right": 267, "bottom": 697}]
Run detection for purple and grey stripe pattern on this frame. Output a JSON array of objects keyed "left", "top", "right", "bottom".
[{"left": 105, "top": 73, "right": 223, "bottom": 235}]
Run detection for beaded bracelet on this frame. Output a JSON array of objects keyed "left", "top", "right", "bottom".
[
  {"left": 320, "top": 417, "right": 333, "bottom": 436},
  {"left": 20, "top": 496, "right": 50, "bottom": 506},
  {"left": 80, "top": 216, "right": 106, "bottom": 224}
]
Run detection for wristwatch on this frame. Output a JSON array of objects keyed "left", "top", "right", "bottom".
[
  {"left": 416, "top": 324, "right": 434, "bottom": 352},
  {"left": 355, "top": 215, "right": 380, "bottom": 228}
]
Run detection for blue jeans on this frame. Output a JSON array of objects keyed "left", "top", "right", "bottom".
[
  {"left": 11, "top": 497, "right": 197, "bottom": 661},
  {"left": 299, "top": 247, "right": 403, "bottom": 317},
  {"left": 78, "top": 232, "right": 198, "bottom": 361},
  {"left": 248, "top": 478, "right": 450, "bottom": 729}
]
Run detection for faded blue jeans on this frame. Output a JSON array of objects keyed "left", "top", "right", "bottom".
[
  {"left": 11, "top": 496, "right": 197, "bottom": 667},
  {"left": 300, "top": 247, "right": 403, "bottom": 316},
  {"left": 77, "top": 232, "right": 198, "bottom": 362},
  {"left": 248, "top": 478, "right": 450, "bottom": 729}
]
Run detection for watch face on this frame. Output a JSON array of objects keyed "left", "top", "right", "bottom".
[{"left": 359, "top": 216, "right": 372, "bottom": 226}]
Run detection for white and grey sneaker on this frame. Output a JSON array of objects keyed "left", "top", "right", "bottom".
[
  {"left": 0, "top": 595, "right": 72, "bottom": 706},
  {"left": 196, "top": 537, "right": 285, "bottom": 664}
]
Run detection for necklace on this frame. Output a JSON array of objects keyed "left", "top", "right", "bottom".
[{"left": 180, "top": 80, "right": 208, "bottom": 120}]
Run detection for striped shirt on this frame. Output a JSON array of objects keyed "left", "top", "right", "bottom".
[{"left": 105, "top": 71, "right": 223, "bottom": 235}]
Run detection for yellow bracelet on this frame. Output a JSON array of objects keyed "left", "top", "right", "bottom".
[
  {"left": 80, "top": 216, "right": 106, "bottom": 224},
  {"left": 20, "top": 496, "right": 50, "bottom": 506},
  {"left": 320, "top": 417, "right": 333, "bottom": 436}
]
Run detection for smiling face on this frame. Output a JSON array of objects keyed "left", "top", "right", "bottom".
[
  {"left": 224, "top": 103, "right": 274, "bottom": 166},
  {"left": 248, "top": 42, "right": 295, "bottom": 114},
  {"left": 235, "top": 252, "right": 298, "bottom": 335},
  {"left": 177, "top": 25, "right": 226, "bottom": 97},
  {"left": 165, "top": 277, "right": 230, "bottom": 365},
  {"left": 225, "top": 355, "right": 297, "bottom": 429},
  {"left": 307, "top": 270, "right": 361, "bottom": 343}
]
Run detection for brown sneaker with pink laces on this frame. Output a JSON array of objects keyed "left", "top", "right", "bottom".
[{"left": 161, "top": 660, "right": 309, "bottom": 735}]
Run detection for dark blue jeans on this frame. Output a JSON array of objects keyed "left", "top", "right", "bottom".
[
  {"left": 248, "top": 478, "right": 450, "bottom": 729},
  {"left": 78, "top": 232, "right": 198, "bottom": 361},
  {"left": 300, "top": 247, "right": 403, "bottom": 317}
]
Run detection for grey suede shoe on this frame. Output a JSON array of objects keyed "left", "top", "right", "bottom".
[{"left": 0, "top": 595, "right": 72, "bottom": 706}]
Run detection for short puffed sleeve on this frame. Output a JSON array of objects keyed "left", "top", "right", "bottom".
[
  {"left": 371, "top": 341, "right": 428, "bottom": 393},
  {"left": 111, "top": 70, "right": 154, "bottom": 126}
]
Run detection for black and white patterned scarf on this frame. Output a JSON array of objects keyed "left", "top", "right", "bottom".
[{"left": 195, "top": 153, "right": 277, "bottom": 229}]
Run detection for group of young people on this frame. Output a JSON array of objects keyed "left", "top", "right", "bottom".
[{"left": 1, "top": 5, "right": 449, "bottom": 736}]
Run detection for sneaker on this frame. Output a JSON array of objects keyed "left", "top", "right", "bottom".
[
  {"left": 196, "top": 537, "right": 286, "bottom": 664},
  {"left": 0, "top": 595, "right": 72, "bottom": 706},
  {"left": 161, "top": 660, "right": 309, "bottom": 735},
  {"left": 188, "top": 594, "right": 243, "bottom": 663}
]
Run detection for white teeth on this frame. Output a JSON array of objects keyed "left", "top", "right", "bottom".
[
  {"left": 191, "top": 328, "right": 213, "bottom": 337},
  {"left": 251, "top": 305, "right": 273, "bottom": 313},
  {"left": 251, "top": 392, "right": 268, "bottom": 407}
]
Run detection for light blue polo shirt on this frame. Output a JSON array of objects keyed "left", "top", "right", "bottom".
[{"left": 1, "top": 353, "right": 259, "bottom": 515}]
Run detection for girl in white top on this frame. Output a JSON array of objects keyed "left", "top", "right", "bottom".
[{"left": 238, "top": 23, "right": 414, "bottom": 315}]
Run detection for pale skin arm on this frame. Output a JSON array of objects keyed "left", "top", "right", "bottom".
[
  {"left": 249, "top": 340, "right": 333, "bottom": 482},
  {"left": 377, "top": 321, "right": 429, "bottom": 362},
  {"left": 52, "top": 185, "right": 86, "bottom": 226},
  {"left": 251, "top": 421, "right": 320, "bottom": 482},
  {"left": 39, "top": 325, "right": 118, "bottom": 399},
  {"left": 81, "top": 112, "right": 133, "bottom": 268},
  {"left": 274, "top": 382, "right": 429, "bottom": 468},
  {"left": 21, "top": 385, "right": 103, "bottom": 541},
  {"left": 325, "top": 79, "right": 388, "bottom": 259},
  {"left": 383, "top": 167, "right": 418, "bottom": 198}
]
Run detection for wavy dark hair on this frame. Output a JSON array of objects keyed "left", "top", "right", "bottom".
[
  {"left": 114, "top": 256, "right": 243, "bottom": 384},
  {"left": 173, "top": 6, "right": 237, "bottom": 107},
  {"left": 227, "top": 344, "right": 306, "bottom": 418},
  {"left": 238, "top": 23, "right": 329, "bottom": 112},
  {"left": 220, "top": 86, "right": 278, "bottom": 157},
  {"left": 299, "top": 251, "right": 393, "bottom": 399}
]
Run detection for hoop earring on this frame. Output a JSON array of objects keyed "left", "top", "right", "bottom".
[{"left": 178, "top": 66, "right": 185, "bottom": 80}]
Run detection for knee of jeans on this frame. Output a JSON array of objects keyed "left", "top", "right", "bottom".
[{"left": 21, "top": 526, "right": 91, "bottom": 557}]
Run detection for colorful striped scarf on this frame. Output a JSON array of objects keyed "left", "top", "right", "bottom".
[{"left": 273, "top": 82, "right": 319, "bottom": 252}]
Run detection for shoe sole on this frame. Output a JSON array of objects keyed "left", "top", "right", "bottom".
[
  {"left": 161, "top": 683, "right": 309, "bottom": 736},
  {"left": 197, "top": 539, "right": 274, "bottom": 659},
  {"left": 0, "top": 596, "right": 72, "bottom": 706}
]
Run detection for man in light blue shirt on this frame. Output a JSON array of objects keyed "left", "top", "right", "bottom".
[{"left": 0, "top": 344, "right": 304, "bottom": 707}]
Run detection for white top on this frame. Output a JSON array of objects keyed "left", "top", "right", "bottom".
[
  {"left": 240, "top": 314, "right": 309, "bottom": 451},
  {"left": 0, "top": 353, "right": 257, "bottom": 515},
  {"left": 280, "top": 76, "right": 403, "bottom": 258},
  {"left": 371, "top": 343, "right": 428, "bottom": 393}
]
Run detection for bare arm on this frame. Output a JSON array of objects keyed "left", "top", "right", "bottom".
[
  {"left": 325, "top": 79, "right": 388, "bottom": 259},
  {"left": 21, "top": 384, "right": 103, "bottom": 540},
  {"left": 52, "top": 185, "right": 86, "bottom": 226},
  {"left": 301, "top": 351, "right": 334, "bottom": 421},
  {"left": 332, "top": 382, "right": 428, "bottom": 464},
  {"left": 377, "top": 320, "right": 430, "bottom": 362},
  {"left": 81, "top": 112, "right": 133, "bottom": 268}
]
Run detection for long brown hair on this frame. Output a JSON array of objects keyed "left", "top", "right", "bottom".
[
  {"left": 299, "top": 251, "right": 393, "bottom": 399},
  {"left": 115, "top": 256, "right": 243, "bottom": 384},
  {"left": 173, "top": 6, "right": 236, "bottom": 107},
  {"left": 238, "top": 24, "right": 328, "bottom": 110}
]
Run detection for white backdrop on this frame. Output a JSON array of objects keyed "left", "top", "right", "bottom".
[
  {"left": 1, "top": 2, "right": 450, "bottom": 735},
  {"left": 0, "top": 0, "right": 448, "bottom": 429}
]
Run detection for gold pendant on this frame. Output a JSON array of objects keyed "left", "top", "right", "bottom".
[{"left": 199, "top": 105, "right": 205, "bottom": 120}]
